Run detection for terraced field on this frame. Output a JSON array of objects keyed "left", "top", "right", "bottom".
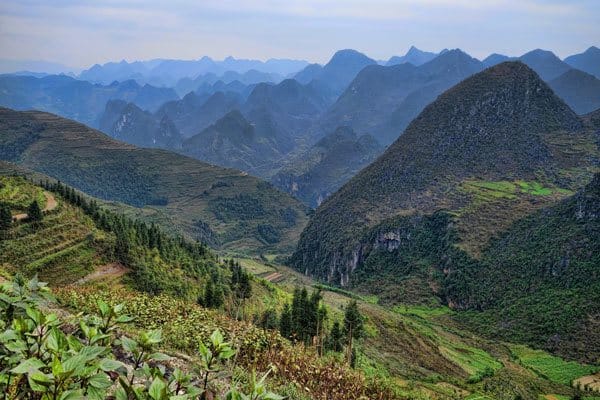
[{"left": 0, "top": 178, "right": 110, "bottom": 284}]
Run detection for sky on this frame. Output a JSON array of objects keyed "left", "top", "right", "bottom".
[{"left": 0, "top": 0, "right": 599, "bottom": 70}]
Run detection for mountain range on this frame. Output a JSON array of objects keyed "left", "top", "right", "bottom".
[
  {"left": 79, "top": 56, "right": 309, "bottom": 86},
  {"left": 0, "top": 107, "right": 308, "bottom": 253},
  {"left": 0, "top": 74, "right": 179, "bottom": 127}
]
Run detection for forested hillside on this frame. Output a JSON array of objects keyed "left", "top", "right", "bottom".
[
  {"left": 290, "top": 62, "right": 600, "bottom": 361},
  {"left": 0, "top": 108, "right": 308, "bottom": 253}
]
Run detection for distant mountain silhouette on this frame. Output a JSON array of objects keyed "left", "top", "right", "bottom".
[
  {"left": 549, "top": 69, "right": 600, "bottom": 114},
  {"left": 386, "top": 46, "right": 445, "bottom": 66},
  {"left": 564, "top": 46, "right": 600, "bottom": 79}
]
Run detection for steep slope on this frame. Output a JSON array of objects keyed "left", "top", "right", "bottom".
[
  {"left": 519, "top": 49, "right": 572, "bottom": 81},
  {"left": 385, "top": 46, "right": 441, "bottom": 66},
  {"left": 564, "top": 45, "right": 600, "bottom": 79},
  {"left": 181, "top": 110, "right": 285, "bottom": 176},
  {"left": 294, "top": 49, "right": 376, "bottom": 97},
  {"left": 455, "top": 173, "right": 600, "bottom": 362},
  {"left": 0, "top": 107, "right": 308, "bottom": 253},
  {"left": 291, "top": 61, "right": 595, "bottom": 284},
  {"left": 0, "top": 75, "right": 178, "bottom": 127},
  {"left": 271, "top": 126, "right": 383, "bottom": 208},
  {"left": 318, "top": 49, "right": 484, "bottom": 145},
  {"left": 99, "top": 100, "right": 182, "bottom": 148},
  {"left": 549, "top": 69, "right": 600, "bottom": 114}
]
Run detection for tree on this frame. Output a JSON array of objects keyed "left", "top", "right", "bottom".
[
  {"left": 279, "top": 303, "right": 292, "bottom": 339},
  {"left": 327, "top": 320, "right": 344, "bottom": 352},
  {"left": 343, "top": 300, "right": 364, "bottom": 365},
  {"left": 27, "top": 200, "right": 43, "bottom": 222},
  {"left": 0, "top": 203, "right": 12, "bottom": 230},
  {"left": 259, "top": 309, "right": 279, "bottom": 331}
]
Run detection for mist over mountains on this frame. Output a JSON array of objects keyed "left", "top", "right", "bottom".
[{"left": 1, "top": 45, "right": 599, "bottom": 208}]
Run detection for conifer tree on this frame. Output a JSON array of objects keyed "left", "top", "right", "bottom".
[
  {"left": 343, "top": 300, "right": 364, "bottom": 365},
  {"left": 327, "top": 320, "right": 344, "bottom": 352},
  {"left": 0, "top": 203, "right": 12, "bottom": 230},
  {"left": 27, "top": 200, "right": 43, "bottom": 222},
  {"left": 279, "top": 303, "right": 293, "bottom": 339}
]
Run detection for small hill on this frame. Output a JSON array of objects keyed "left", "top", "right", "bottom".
[
  {"left": 519, "top": 49, "right": 572, "bottom": 81},
  {"left": 549, "top": 69, "right": 600, "bottom": 114},
  {"left": 99, "top": 100, "right": 182, "bottom": 148},
  {"left": 0, "top": 107, "right": 308, "bottom": 253},
  {"left": 0, "top": 74, "right": 178, "bottom": 127},
  {"left": 564, "top": 45, "right": 600, "bottom": 79},
  {"left": 271, "top": 126, "right": 383, "bottom": 207}
]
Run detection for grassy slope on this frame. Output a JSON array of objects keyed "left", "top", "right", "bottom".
[
  {"left": 0, "top": 108, "right": 308, "bottom": 254},
  {"left": 237, "top": 256, "right": 600, "bottom": 399},
  {"left": 0, "top": 176, "right": 109, "bottom": 285},
  {"left": 2, "top": 173, "right": 598, "bottom": 399}
]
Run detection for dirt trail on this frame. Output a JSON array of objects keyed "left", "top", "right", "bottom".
[
  {"left": 76, "top": 263, "right": 129, "bottom": 285},
  {"left": 263, "top": 272, "right": 283, "bottom": 282},
  {"left": 13, "top": 192, "right": 58, "bottom": 221}
]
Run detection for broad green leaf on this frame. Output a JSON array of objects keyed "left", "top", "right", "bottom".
[
  {"left": 121, "top": 336, "right": 138, "bottom": 352},
  {"left": 59, "top": 389, "right": 85, "bottom": 400},
  {"left": 98, "top": 358, "right": 124, "bottom": 371},
  {"left": 11, "top": 358, "right": 45, "bottom": 374},
  {"left": 148, "top": 376, "right": 167, "bottom": 400},
  {"left": 89, "top": 372, "right": 112, "bottom": 389}
]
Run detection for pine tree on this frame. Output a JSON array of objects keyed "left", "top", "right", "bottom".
[
  {"left": 327, "top": 320, "right": 343, "bottom": 352},
  {"left": 343, "top": 300, "right": 364, "bottom": 365},
  {"left": 27, "top": 200, "right": 43, "bottom": 223},
  {"left": 203, "top": 280, "right": 215, "bottom": 308},
  {"left": 0, "top": 203, "right": 12, "bottom": 230},
  {"left": 259, "top": 309, "right": 279, "bottom": 331},
  {"left": 279, "top": 303, "right": 293, "bottom": 339}
]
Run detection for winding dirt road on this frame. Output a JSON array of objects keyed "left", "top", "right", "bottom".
[{"left": 13, "top": 192, "right": 57, "bottom": 221}]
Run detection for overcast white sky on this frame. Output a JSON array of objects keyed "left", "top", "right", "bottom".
[{"left": 1, "top": 0, "right": 598, "bottom": 68}]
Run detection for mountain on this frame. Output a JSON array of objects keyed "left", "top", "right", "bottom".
[
  {"left": 289, "top": 63, "right": 599, "bottom": 357},
  {"left": 0, "top": 59, "right": 76, "bottom": 74},
  {"left": 564, "top": 46, "right": 600, "bottom": 79},
  {"left": 294, "top": 50, "right": 377, "bottom": 97},
  {"left": 482, "top": 53, "right": 517, "bottom": 67},
  {"left": 292, "top": 61, "right": 589, "bottom": 282},
  {"left": 0, "top": 107, "right": 308, "bottom": 253},
  {"left": 0, "top": 75, "right": 179, "bottom": 127},
  {"left": 175, "top": 69, "right": 280, "bottom": 96},
  {"left": 181, "top": 110, "right": 285, "bottom": 175},
  {"left": 271, "top": 126, "right": 383, "bottom": 208},
  {"left": 241, "top": 79, "right": 328, "bottom": 153},
  {"left": 519, "top": 49, "right": 572, "bottom": 81},
  {"left": 156, "top": 91, "right": 242, "bottom": 137},
  {"left": 549, "top": 69, "right": 600, "bottom": 114},
  {"left": 80, "top": 56, "right": 308, "bottom": 86},
  {"left": 98, "top": 100, "right": 182, "bottom": 148},
  {"left": 386, "top": 46, "right": 442, "bottom": 66},
  {"left": 455, "top": 172, "right": 600, "bottom": 362},
  {"left": 317, "top": 49, "right": 484, "bottom": 145}
]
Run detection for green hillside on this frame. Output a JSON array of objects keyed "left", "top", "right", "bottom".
[
  {"left": 290, "top": 62, "right": 599, "bottom": 361},
  {"left": 0, "top": 107, "right": 308, "bottom": 254}
]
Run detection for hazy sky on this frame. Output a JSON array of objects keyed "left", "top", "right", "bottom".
[{"left": 1, "top": 0, "right": 599, "bottom": 69}]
